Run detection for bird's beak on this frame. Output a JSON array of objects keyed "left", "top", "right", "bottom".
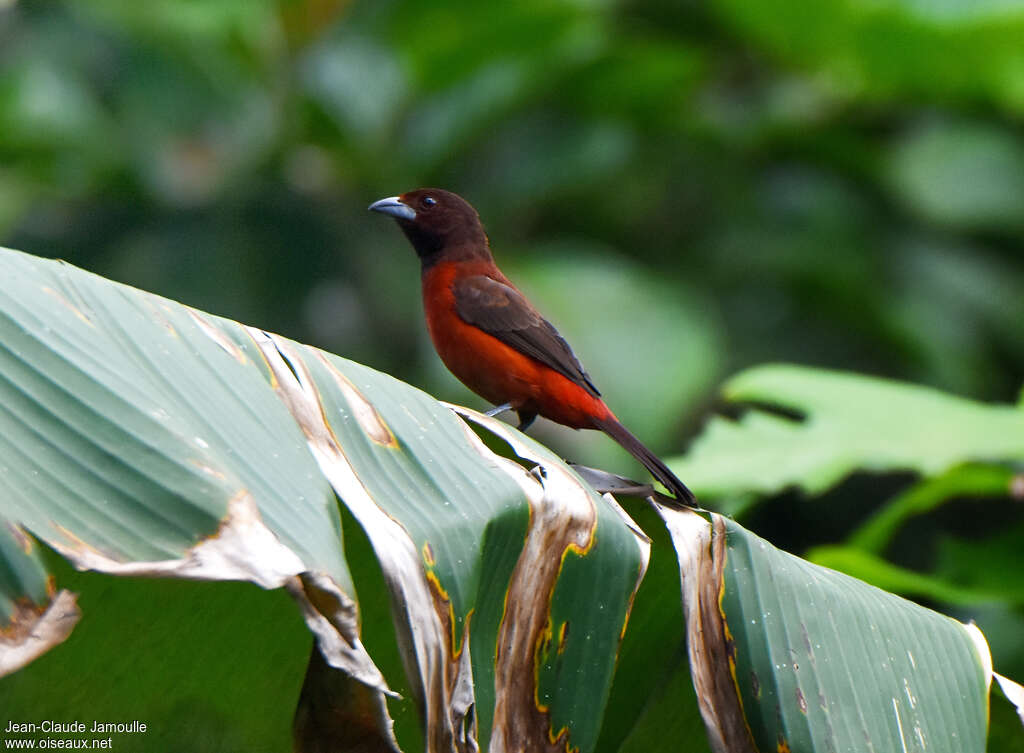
[{"left": 368, "top": 196, "right": 416, "bottom": 221}]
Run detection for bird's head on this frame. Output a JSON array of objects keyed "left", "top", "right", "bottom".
[{"left": 369, "top": 188, "right": 489, "bottom": 264}]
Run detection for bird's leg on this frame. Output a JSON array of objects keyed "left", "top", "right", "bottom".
[
  {"left": 516, "top": 412, "right": 537, "bottom": 432},
  {"left": 484, "top": 403, "right": 536, "bottom": 432}
]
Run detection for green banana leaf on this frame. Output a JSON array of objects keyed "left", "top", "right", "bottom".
[
  {"left": 0, "top": 246, "right": 646, "bottom": 752},
  {"left": 0, "top": 246, "right": 1020, "bottom": 752},
  {"left": 663, "top": 509, "right": 1001, "bottom": 753}
]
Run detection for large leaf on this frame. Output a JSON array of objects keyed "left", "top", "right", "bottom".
[
  {"left": 663, "top": 509, "right": 994, "bottom": 752},
  {"left": 0, "top": 246, "right": 651, "bottom": 753},
  {"left": 674, "top": 364, "right": 1024, "bottom": 499},
  {"left": 0, "top": 248, "right": 349, "bottom": 581},
  {"left": 2, "top": 246, "right": 1019, "bottom": 752},
  {"left": 243, "top": 326, "right": 650, "bottom": 752},
  {"left": 0, "top": 245, "right": 395, "bottom": 747}
]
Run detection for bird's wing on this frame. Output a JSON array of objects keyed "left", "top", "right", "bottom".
[{"left": 452, "top": 275, "right": 601, "bottom": 398}]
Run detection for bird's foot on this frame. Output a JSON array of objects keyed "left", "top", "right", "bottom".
[
  {"left": 516, "top": 413, "right": 537, "bottom": 432},
  {"left": 483, "top": 403, "right": 536, "bottom": 432}
]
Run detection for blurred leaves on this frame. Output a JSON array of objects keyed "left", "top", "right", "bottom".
[
  {"left": 806, "top": 545, "right": 1017, "bottom": 606},
  {"left": 887, "top": 118, "right": 1024, "bottom": 231},
  {"left": 712, "top": 0, "right": 1024, "bottom": 111},
  {"left": 300, "top": 37, "right": 407, "bottom": 144},
  {"left": 675, "top": 364, "right": 1024, "bottom": 498},
  {"left": 3, "top": 0, "right": 1024, "bottom": 404}
]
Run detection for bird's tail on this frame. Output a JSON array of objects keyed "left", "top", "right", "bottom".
[{"left": 592, "top": 416, "right": 697, "bottom": 509}]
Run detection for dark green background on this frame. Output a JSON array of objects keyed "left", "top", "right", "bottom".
[{"left": 2, "top": 0, "right": 1022, "bottom": 748}]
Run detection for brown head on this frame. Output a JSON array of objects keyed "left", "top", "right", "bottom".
[{"left": 369, "top": 188, "right": 491, "bottom": 266}]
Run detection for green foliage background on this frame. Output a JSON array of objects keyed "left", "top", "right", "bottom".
[{"left": 1, "top": 0, "right": 1023, "bottom": 747}]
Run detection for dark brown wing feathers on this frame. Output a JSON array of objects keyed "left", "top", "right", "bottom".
[{"left": 452, "top": 275, "right": 601, "bottom": 398}]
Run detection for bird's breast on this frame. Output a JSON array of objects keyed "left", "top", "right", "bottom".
[{"left": 421, "top": 262, "right": 512, "bottom": 404}]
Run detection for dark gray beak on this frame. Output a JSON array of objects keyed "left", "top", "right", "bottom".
[{"left": 368, "top": 196, "right": 416, "bottom": 221}]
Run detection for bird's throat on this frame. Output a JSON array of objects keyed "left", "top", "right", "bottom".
[
  {"left": 410, "top": 235, "right": 495, "bottom": 270},
  {"left": 398, "top": 222, "right": 444, "bottom": 262}
]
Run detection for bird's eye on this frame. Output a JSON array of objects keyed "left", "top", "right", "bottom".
[{"left": 421, "top": 196, "right": 436, "bottom": 208}]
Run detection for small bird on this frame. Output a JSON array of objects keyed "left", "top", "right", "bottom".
[{"left": 370, "top": 189, "right": 696, "bottom": 508}]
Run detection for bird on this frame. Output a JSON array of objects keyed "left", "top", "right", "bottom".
[{"left": 369, "top": 188, "right": 696, "bottom": 508}]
